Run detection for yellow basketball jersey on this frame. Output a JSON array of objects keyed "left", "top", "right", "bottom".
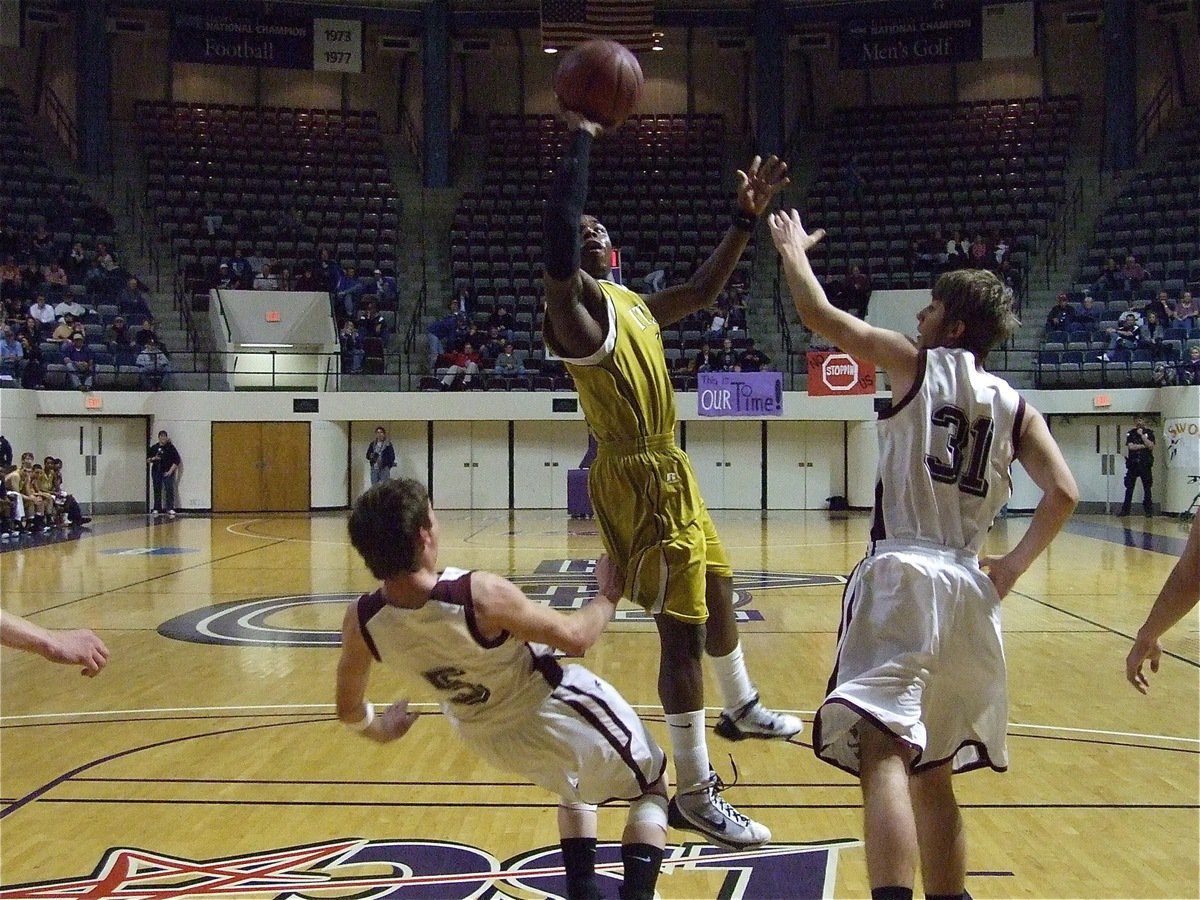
[{"left": 561, "top": 280, "right": 675, "bottom": 444}]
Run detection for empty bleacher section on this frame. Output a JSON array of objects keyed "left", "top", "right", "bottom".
[
  {"left": 1038, "top": 110, "right": 1200, "bottom": 388},
  {"left": 804, "top": 96, "right": 1080, "bottom": 297},
  {"left": 430, "top": 113, "right": 758, "bottom": 391},
  {"left": 136, "top": 101, "right": 403, "bottom": 334},
  {"left": 0, "top": 87, "right": 154, "bottom": 391}
]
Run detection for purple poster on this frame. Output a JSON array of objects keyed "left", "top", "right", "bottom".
[{"left": 697, "top": 371, "right": 783, "bottom": 417}]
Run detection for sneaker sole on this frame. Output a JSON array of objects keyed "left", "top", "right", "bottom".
[
  {"left": 714, "top": 715, "right": 803, "bottom": 742},
  {"left": 666, "top": 796, "right": 770, "bottom": 851}
]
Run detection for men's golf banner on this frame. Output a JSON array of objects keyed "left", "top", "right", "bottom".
[{"left": 806, "top": 350, "right": 876, "bottom": 397}]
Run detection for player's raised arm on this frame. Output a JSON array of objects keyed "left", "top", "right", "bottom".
[
  {"left": 768, "top": 208, "right": 920, "bottom": 392},
  {"left": 541, "top": 114, "right": 609, "bottom": 359},
  {"left": 470, "top": 568, "right": 617, "bottom": 658},
  {"left": 646, "top": 155, "right": 790, "bottom": 328}
]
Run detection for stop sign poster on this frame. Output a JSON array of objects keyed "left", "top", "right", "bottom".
[{"left": 806, "top": 350, "right": 877, "bottom": 396}]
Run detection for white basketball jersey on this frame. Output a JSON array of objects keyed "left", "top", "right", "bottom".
[
  {"left": 356, "top": 567, "right": 562, "bottom": 730},
  {"left": 870, "top": 348, "right": 1026, "bottom": 555}
]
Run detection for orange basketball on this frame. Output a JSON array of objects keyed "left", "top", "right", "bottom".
[{"left": 553, "top": 39, "right": 644, "bottom": 129}]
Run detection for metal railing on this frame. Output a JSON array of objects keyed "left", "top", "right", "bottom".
[
  {"left": 41, "top": 85, "right": 79, "bottom": 160},
  {"left": 1136, "top": 76, "right": 1178, "bottom": 158},
  {"left": 1041, "top": 175, "right": 1085, "bottom": 288}
]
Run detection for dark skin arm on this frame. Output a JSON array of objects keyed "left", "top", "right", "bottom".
[{"left": 543, "top": 114, "right": 790, "bottom": 355}]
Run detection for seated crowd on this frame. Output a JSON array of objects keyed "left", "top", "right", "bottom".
[
  {"left": 1042, "top": 287, "right": 1200, "bottom": 385},
  {"left": 0, "top": 223, "right": 173, "bottom": 391}
]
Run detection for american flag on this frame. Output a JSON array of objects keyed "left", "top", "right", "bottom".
[{"left": 541, "top": 0, "right": 655, "bottom": 52}]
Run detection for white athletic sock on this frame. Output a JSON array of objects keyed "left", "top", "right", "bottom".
[
  {"left": 709, "top": 642, "right": 756, "bottom": 712},
  {"left": 664, "top": 710, "right": 709, "bottom": 790}
]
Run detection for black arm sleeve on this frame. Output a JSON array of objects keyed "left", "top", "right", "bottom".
[{"left": 542, "top": 129, "right": 594, "bottom": 281}]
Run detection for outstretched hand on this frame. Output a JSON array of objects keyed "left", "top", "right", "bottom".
[
  {"left": 560, "top": 107, "right": 604, "bottom": 138},
  {"left": 46, "top": 629, "right": 110, "bottom": 677},
  {"left": 735, "top": 156, "right": 790, "bottom": 218},
  {"left": 767, "top": 209, "right": 826, "bottom": 256}
]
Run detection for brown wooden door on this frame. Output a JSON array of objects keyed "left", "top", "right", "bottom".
[{"left": 211, "top": 422, "right": 310, "bottom": 512}]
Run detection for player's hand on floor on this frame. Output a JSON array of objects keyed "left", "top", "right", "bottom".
[{"left": 376, "top": 700, "right": 420, "bottom": 741}]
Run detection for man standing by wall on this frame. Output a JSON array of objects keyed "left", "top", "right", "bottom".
[
  {"left": 147, "top": 430, "right": 181, "bottom": 517},
  {"left": 366, "top": 426, "right": 395, "bottom": 487},
  {"left": 1119, "top": 416, "right": 1155, "bottom": 517}
]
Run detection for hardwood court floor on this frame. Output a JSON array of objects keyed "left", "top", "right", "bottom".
[{"left": 1, "top": 510, "right": 1196, "bottom": 899}]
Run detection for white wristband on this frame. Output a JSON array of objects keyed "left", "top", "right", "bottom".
[{"left": 346, "top": 701, "right": 375, "bottom": 732}]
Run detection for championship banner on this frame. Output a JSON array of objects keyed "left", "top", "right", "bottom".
[
  {"left": 806, "top": 351, "right": 876, "bottom": 397},
  {"left": 170, "top": 11, "right": 362, "bottom": 72},
  {"left": 697, "top": 371, "right": 783, "bottom": 417},
  {"left": 1164, "top": 418, "right": 1200, "bottom": 472},
  {"left": 838, "top": 2, "right": 982, "bottom": 69}
]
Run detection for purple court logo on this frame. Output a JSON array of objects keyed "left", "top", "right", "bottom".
[
  {"left": 157, "top": 560, "right": 845, "bottom": 647},
  {"left": 0, "top": 837, "right": 860, "bottom": 899}
]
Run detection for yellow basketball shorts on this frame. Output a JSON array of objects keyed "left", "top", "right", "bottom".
[{"left": 589, "top": 441, "right": 731, "bottom": 623}]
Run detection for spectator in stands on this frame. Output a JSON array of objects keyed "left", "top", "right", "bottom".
[
  {"left": 136, "top": 337, "right": 172, "bottom": 390},
  {"left": 44, "top": 261, "right": 68, "bottom": 293},
  {"left": 292, "top": 264, "right": 320, "bottom": 293},
  {"left": 1139, "top": 311, "right": 1166, "bottom": 356},
  {"left": 1073, "top": 294, "right": 1101, "bottom": 334},
  {"left": 356, "top": 299, "right": 389, "bottom": 346},
  {"left": 945, "top": 230, "right": 968, "bottom": 267},
  {"left": 726, "top": 292, "right": 747, "bottom": 332},
  {"left": 118, "top": 278, "right": 150, "bottom": 319},
  {"left": 737, "top": 340, "right": 770, "bottom": 373},
  {"left": 440, "top": 342, "right": 481, "bottom": 390},
  {"left": 16, "top": 327, "right": 41, "bottom": 387},
  {"left": 245, "top": 248, "right": 269, "bottom": 278},
  {"left": 51, "top": 314, "right": 77, "bottom": 345},
  {"left": 426, "top": 302, "right": 463, "bottom": 369},
  {"left": 1, "top": 256, "right": 23, "bottom": 301},
  {"left": 30, "top": 224, "right": 53, "bottom": 266},
  {"left": 317, "top": 247, "right": 341, "bottom": 293},
  {"left": 336, "top": 265, "right": 365, "bottom": 318},
  {"left": 454, "top": 286, "right": 471, "bottom": 314},
  {"left": 0, "top": 327, "right": 24, "bottom": 382},
  {"left": 1172, "top": 292, "right": 1196, "bottom": 331},
  {"left": 53, "top": 294, "right": 87, "bottom": 321},
  {"left": 706, "top": 305, "right": 727, "bottom": 342},
  {"left": 1143, "top": 290, "right": 1172, "bottom": 325},
  {"left": 226, "top": 245, "right": 254, "bottom": 288},
  {"left": 993, "top": 234, "right": 1011, "bottom": 268},
  {"left": 1045, "top": 293, "right": 1076, "bottom": 332},
  {"left": 253, "top": 262, "right": 280, "bottom": 291},
  {"left": 493, "top": 342, "right": 526, "bottom": 377},
  {"left": 106, "top": 315, "right": 133, "bottom": 350},
  {"left": 1122, "top": 255, "right": 1147, "bottom": 293},
  {"left": 202, "top": 209, "right": 223, "bottom": 237},
  {"left": 134, "top": 318, "right": 160, "bottom": 350},
  {"left": 88, "top": 242, "right": 120, "bottom": 294},
  {"left": 691, "top": 342, "right": 718, "bottom": 374},
  {"left": 339, "top": 319, "right": 364, "bottom": 374},
  {"left": 62, "top": 333, "right": 95, "bottom": 391},
  {"left": 480, "top": 326, "right": 505, "bottom": 363},
  {"left": 28, "top": 295, "right": 56, "bottom": 328},
  {"left": 917, "top": 228, "right": 946, "bottom": 269},
  {"left": 644, "top": 269, "right": 666, "bottom": 293},
  {"left": 968, "top": 234, "right": 990, "bottom": 268},
  {"left": 216, "top": 263, "right": 237, "bottom": 290},
  {"left": 371, "top": 269, "right": 398, "bottom": 307},
  {"left": 81, "top": 201, "right": 114, "bottom": 234},
  {"left": 717, "top": 337, "right": 738, "bottom": 372},
  {"left": 64, "top": 242, "right": 87, "bottom": 284},
  {"left": 487, "top": 305, "right": 514, "bottom": 341},
  {"left": 1101, "top": 311, "right": 1141, "bottom": 360},
  {"left": 1179, "top": 345, "right": 1200, "bottom": 385},
  {"left": 1152, "top": 361, "right": 1177, "bottom": 387},
  {"left": 841, "top": 265, "right": 871, "bottom": 318}
]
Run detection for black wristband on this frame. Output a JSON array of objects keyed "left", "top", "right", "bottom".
[{"left": 732, "top": 210, "right": 757, "bottom": 232}]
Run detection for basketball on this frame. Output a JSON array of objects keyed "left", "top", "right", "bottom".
[{"left": 553, "top": 39, "right": 644, "bottom": 129}]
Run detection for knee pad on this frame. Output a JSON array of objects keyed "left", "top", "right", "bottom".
[{"left": 626, "top": 793, "right": 668, "bottom": 832}]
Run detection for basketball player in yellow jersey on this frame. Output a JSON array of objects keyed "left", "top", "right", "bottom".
[{"left": 542, "top": 112, "right": 799, "bottom": 851}]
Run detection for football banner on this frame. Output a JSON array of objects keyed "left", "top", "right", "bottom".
[
  {"left": 806, "top": 351, "right": 876, "bottom": 396},
  {"left": 170, "top": 11, "right": 362, "bottom": 72},
  {"left": 697, "top": 371, "right": 783, "bottom": 417}
]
